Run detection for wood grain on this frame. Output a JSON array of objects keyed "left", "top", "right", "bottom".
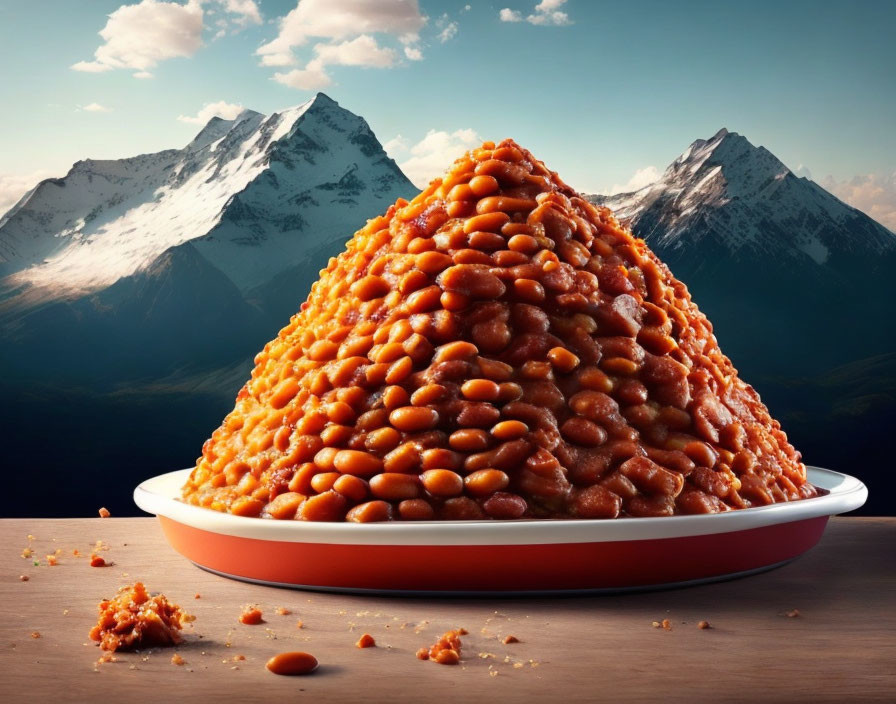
[{"left": 1, "top": 517, "right": 894, "bottom": 703}]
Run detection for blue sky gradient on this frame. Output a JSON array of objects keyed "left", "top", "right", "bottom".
[{"left": 0, "top": 0, "right": 893, "bottom": 216}]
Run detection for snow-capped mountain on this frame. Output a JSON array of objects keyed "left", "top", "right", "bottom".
[
  {"left": 593, "top": 128, "right": 895, "bottom": 267},
  {"left": 0, "top": 93, "right": 414, "bottom": 382}
]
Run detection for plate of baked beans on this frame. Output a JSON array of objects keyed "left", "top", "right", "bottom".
[{"left": 134, "top": 466, "right": 865, "bottom": 594}]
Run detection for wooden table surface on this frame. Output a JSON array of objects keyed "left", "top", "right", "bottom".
[{"left": 1, "top": 517, "right": 893, "bottom": 703}]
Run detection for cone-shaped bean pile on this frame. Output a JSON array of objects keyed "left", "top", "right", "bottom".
[{"left": 183, "top": 139, "right": 816, "bottom": 521}]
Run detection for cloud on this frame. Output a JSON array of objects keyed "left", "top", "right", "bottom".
[
  {"left": 500, "top": 0, "right": 572, "bottom": 26},
  {"left": 822, "top": 171, "right": 896, "bottom": 232},
  {"left": 80, "top": 102, "right": 112, "bottom": 112},
  {"left": 313, "top": 34, "right": 396, "bottom": 68},
  {"left": 219, "top": 0, "right": 261, "bottom": 27},
  {"left": 607, "top": 165, "right": 661, "bottom": 195},
  {"left": 273, "top": 64, "right": 332, "bottom": 90},
  {"left": 259, "top": 1, "right": 425, "bottom": 90},
  {"left": 0, "top": 171, "right": 55, "bottom": 219},
  {"left": 272, "top": 34, "right": 397, "bottom": 89},
  {"left": 71, "top": 1, "right": 261, "bottom": 77},
  {"left": 177, "top": 100, "right": 245, "bottom": 124},
  {"left": 71, "top": 0, "right": 204, "bottom": 77},
  {"left": 382, "top": 134, "right": 408, "bottom": 156},
  {"left": 398, "top": 128, "right": 481, "bottom": 189},
  {"left": 257, "top": 0, "right": 425, "bottom": 65},
  {"left": 437, "top": 19, "right": 458, "bottom": 43}
]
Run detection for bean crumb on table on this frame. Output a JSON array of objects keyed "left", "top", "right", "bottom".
[
  {"left": 697, "top": 620, "right": 711, "bottom": 629},
  {"left": 239, "top": 606, "right": 264, "bottom": 625},
  {"left": 356, "top": 633, "right": 376, "bottom": 648},
  {"left": 98, "top": 507, "right": 111, "bottom": 518},
  {"left": 418, "top": 629, "right": 464, "bottom": 665},
  {"left": 502, "top": 635, "right": 520, "bottom": 644}
]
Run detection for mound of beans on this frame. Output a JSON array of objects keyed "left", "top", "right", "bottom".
[{"left": 182, "top": 139, "right": 816, "bottom": 521}]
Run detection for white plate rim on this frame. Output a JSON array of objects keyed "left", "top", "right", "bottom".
[{"left": 133, "top": 466, "right": 866, "bottom": 546}]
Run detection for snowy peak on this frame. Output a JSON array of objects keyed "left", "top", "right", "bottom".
[
  {"left": 591, "top": 128, "right": 896, "bottom": 266},
  {"left": 0, "top": 93, "right": 413, "bottom": 303}
]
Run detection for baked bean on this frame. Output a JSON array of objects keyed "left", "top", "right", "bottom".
[
  {"left": 447, "top": 183, "right": 474, "bottom": 202},
  {"left": 440, "top": 496, "right": 486, "bottom": 519},
  {"left": 507, "top": 234, "right": 540, "bottom": 254},
  {"left": 385, "top": 356, "right": 413, "bottom": 384},
  {"left": 332, "top": 474, "right": 369, "bottom": 502},
  {"left": 320, "top": 424, "right": 352, "bottom": 447},
  {"left": 570, "top": 485, "right": 622, "bottom": 519},
  {"left": 333, "top": 450, "right": 383, "bottom": 477},
  {"left": 421, "top": 469, "right": 464, "bottom": 497},
  {"left": 453, "top": 248, "right": 493, "bottom": 265},
  {"left": 370, "top": 473, "right": 421, "bottom": 501},
  {"left": 297, "top": 491, "right": 347, "bottom": 521},
  {"left": 231, "top": 496, "right": 265, "bottom": 517},
  {"left": 497, "top": 382, "right": 524, "bottom": 402},
  {"left": 476, "top": 196, "right": 537, "bottom": 214},
  {"left": 449, "top": 428, "right": 490, "bottom": 452},
  {"left": 266, "top": 651, "right": 318, "bottom": 676},
  {"left": 619, "top": 457, "right": 684, "bottom": 497},
  {"left": 468, "top": 231, "right": 506, "bottom": 251},
  {"left": 416, "top": 250, "right": 454, "bottom": 275},
  {"left": 389, "top": 406, "right": 439, "bottom": 432},
  {"left": 461, "top": 378, "right": 500, "bottom": 402},
  {"left": 383, "top": 442, "right": 420, "bottom": 473},
  {"left": 351, "top": 275, "right": 390, "bottom": 302},
  {"left": 288, "top": 463, "right": 318, "bottom": 494},
  {"left": 482, "top": 492, "right": 527, "bottom": 519},
  {"left": 477, "top": 356, "right": 513, "bottom": 381},
  {"left": 421, "top": 448, "right": 464, "bottom": 471},
  {"left": 468, "top": 174, "right": 499, "bottom": 197},
  {"left": 438, "top": 265, "right": 506, "bottom": 299},
  {"left": 398, "top": 498, "right": 436, "bottom": 520},
  {"left": 433, "top": 340, "right": 479, "bottom": 363},
  {"left": 457, "top": 402, "right": 501, "bottom": 428},
  {"left": 464, "top": 212, "right": 510, "bottom": 234},
  {"left": 269, "top": 377, "right": 300, "bottom": 410},
  {"left": 561, "top": 417, "right": 607, "bottom": 447},
  {"left": 490, "top": 419, "right": 528, "bottom": 440},
  {"left": 464, "top": 469, "right": 509, "bottom": 496},
  {"left": 267, "top": 491, "right": 305, "bottom": 521},
  {"left": 547, "top": 346, "right": 580, "bottom": 373},
  {"left": 346, "top": 500, "right": 392, "bottom": 523},
  {"left": 310, "top": 472, "right": 340, "bottom": 493}
]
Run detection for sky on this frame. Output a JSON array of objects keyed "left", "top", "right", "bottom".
[{"left": 1, "top": 0, "right": 894, "bottom": 228}]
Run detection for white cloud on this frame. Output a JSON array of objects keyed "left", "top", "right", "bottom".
[
  {"left": 220, "top": 0, "right": 261, "bottom": 27},
  {"left": 437, "top": 20, "right": 458, "bottom": 43},
  {"left": 462, "top": 5, "right": 471, "bottom": 12},
  {"left": 500, "top": 0, "right": 572, "bottom": 26},
  {"left": 80, "top": 102, "right": 112, "bottom": 112},
  {"left": 399, "top": 128, "right": 481, "bottom": 189},
  {"left": 314, "top": 35, "right": 396, "bottom": 68},
  {"left": 71, "top": 0, "right": 204, "bottom": 77},
  {"left": 177, "top": 100, "right": 245, "bottom": 124},
  {"left": 382, "top": 134, "right": 408, "bottom": 156},
  {"left": 259, "top": 1, "right": 425, "bottom": 90},
  {"left": 822, "top": 171, "right": 896, "bottom": 232},
  {"left": 257, "top": 0, "right": 425, "bottom": 64},
  {"left": 607, "top": 165, "right": 661, "bottom": 196},
  {"left": 273, "top": 64, "right": 332, "bottom": 90},
  {"left": 71, "top": 1, "right": 261, "bottom": 77},
  {"left": 0, "top": 171, "right": 55, "bottom": 219}
]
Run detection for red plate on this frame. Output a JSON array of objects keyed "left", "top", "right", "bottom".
[{"left": 134, "top": 467, "right": 865, "bottom": 594}]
